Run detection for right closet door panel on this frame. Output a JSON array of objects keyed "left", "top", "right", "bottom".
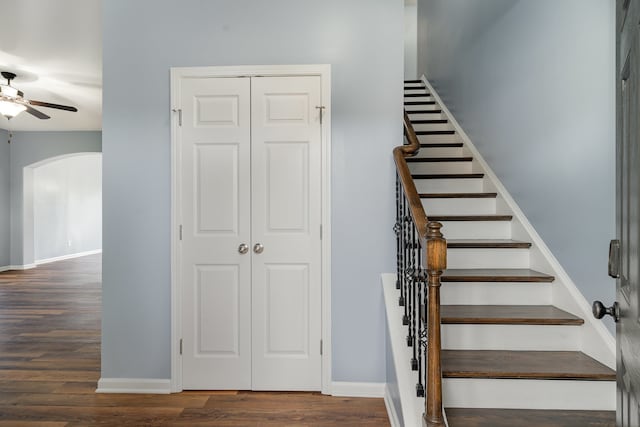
[{"left": 250, "top": 76, "right": 323, "bottom": 390}]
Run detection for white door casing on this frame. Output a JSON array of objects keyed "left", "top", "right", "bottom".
[{"left": 171, "top": 65, "right": 331, "bottom": 393}]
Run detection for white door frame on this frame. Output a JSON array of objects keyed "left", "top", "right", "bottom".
[{"left": 170, "top": 64, "right": 332, "bottom": 394}]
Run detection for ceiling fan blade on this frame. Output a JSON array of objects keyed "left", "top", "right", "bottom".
[
  {"left": 25, "top": 105, "right": 50, "bottom": 120},
  {"left": 28, "top": 100, "right": 78, "bottom": 112}
]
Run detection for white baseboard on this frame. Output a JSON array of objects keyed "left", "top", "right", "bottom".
[
  {"left": 384, "top": 385, "right": 402, "bottom": 427},
  {"left": 35, "top": 249, "right": 102, "bottom": 266},
  {"left": 0, "top": 264, "right": 36, "bottom": 272},
  {"left": 96, "top": 378, "right": 171, "bottom": 394},
  {"left": 331, "top": 381, "right": 386, "bottom": 398}
]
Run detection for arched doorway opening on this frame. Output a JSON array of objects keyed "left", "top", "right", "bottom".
[{"left": 23, "top": 153, "right": 102, "bottom": 265}]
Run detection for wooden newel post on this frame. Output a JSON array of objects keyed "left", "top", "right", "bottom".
[{"left": 424, "top": 221, "right": 446, "bottom": 427}]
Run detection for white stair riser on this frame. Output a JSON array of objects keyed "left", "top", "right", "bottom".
[
  {"left": 405, "top": 89, "right": 428, "bottom": 95},
  {"left": 405, "top": 103, "right": 440, "bottom": 111},
  {"left": 404, "top": 83, "right": 423, "bottom": 88},
  {"left": 438, "top": 220, "right": 511, "bottom": 239},
  {"left": 440, "top": 282, "right": 552, "bottom": 305},
  {"left": 443, "top": 378, "right": 615, "bottom": 410},
  {"left": 408, "top": 112, "right": 444, "bottom": 121},
  {"left": 409, "top": 161, "right": 472, "bottom": 174},
  {"left": 405, "top": 96, "right": 434, "bottom": 103},
  {"left": 414, "top": 178, "right": 483, "bottom": 193},
  {"left": 412, "top": 123, "right": 453, "bottom": 132},
  {"left": 447, "top": 248, "right": 529, "bottom": 269},
  {"left": 417, "top": 134, "right": 460, "bottom": 144},
  {"left": 422, "top": 198, "right": 496, "bottom": 215},
  {"left": 442, "top": 324, "right": 580, "bottom": 351},
  {"left": 414, "top": 147, "right": 464, "bottom": 158}
]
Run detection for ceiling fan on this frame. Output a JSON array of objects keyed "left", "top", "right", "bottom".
[{"left": 0, "top": 71, "right": 78, "bottom": 120}]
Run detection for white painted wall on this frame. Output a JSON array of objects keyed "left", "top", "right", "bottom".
[
  {"left": 102, "top": 0, "right": 403, "bottom": 382},
  {"left": 418, "top": 0, "right": 616, "bottom": 331},
  {"left": 0, "top": 129, "right": 9, "bottom": 268},
  {"left": 404, "top": 0, "right": 418, "bottom": 80},
  {"left": 33, "top": 154, "right": 102, "bottom": 262},
  {"left": 9, "top": 131, "right": 102, "bottom": 267}
]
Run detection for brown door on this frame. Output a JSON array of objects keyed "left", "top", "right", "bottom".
[{"left": 614, "top": 0, "right": 640, "bottom": 424}]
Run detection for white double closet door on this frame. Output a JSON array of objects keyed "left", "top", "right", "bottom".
[{"left": 178, "top": 74, "right": 322, "bottom": 391}]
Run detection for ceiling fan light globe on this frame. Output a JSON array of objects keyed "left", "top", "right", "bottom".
[{"left": 0, "top": 100, "right": 27, "bottom": 119}]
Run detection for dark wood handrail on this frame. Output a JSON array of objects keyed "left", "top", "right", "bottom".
[
  {"left": 394, "top": 111, "right": 428, "bottom": 240},
  {"left": 394, "top": 109, "right": 447, "bottom": 427}
]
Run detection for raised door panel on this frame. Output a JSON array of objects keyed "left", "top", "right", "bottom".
[{"left": 180, "top": 76, "right": 251, "bottom": 390}]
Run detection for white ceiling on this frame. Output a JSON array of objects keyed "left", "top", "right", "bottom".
[{"left": 0, "top": 0, "right": 101, "bottom": 131}]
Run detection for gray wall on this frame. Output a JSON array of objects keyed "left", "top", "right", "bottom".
[
  {"left": 102, "top": 0, "right": 403, "bottom": 381},
  {"left": 405, "top": 1, "right": 418, "bottom": 79},
  {"left": 0, "top": 130, "right": 9, "bottom": 267},
  {"left": 418, "top": 0, "right": 616, "bottom": 329},
  {"left": 33, "top": 153, "right": 102, "bottom": 262},
  {"left": 10, "top": 131, "right": 102, "bottom": 266}
]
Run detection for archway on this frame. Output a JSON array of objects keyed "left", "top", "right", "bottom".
[{"left": 23, "top": 152, "right": 102, "bottom": 266}]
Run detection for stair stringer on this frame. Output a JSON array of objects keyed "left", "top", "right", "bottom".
[{"left": 421, "top": 76, "right": 615, "bottom": 370}]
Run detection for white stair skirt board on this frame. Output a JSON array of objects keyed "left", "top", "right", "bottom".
[
  {"left": 330, "top": 382, "right": 386, "bottom": 398},
  {"left": 440, "top": 282, "right": 552, "bottom": 306},
  {"left": 382, "top": 273, "right": 426, "bottom": 427},
  {"left": 96, "top": 378, "right": 171, "bottom": 394},
  {"left": 442, "top": 324, "right": 581, "bottom": 351},
  {"left": 420, "top": 75, "right": 615, "bottom": 369},
  {"left": 35, "top": 249, "right": 102, "bottom": 266},
  {"left": 443, "top": 378, "right": 616, "bottom": 410}
]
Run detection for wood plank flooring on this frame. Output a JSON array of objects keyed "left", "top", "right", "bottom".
[{"left": 0, "top": 255, "right": 389, "bottom": 426}]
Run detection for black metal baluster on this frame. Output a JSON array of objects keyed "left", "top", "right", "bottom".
[{"left": 394, "top": 174, "right": 402, "bottom": 291}]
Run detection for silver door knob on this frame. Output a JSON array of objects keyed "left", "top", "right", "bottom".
[
  {"left": 238, "top": 243, "right": 249, "bottom": 254},
  {"left": 253, "top": 243, "right": 264, "bottom": 254}
]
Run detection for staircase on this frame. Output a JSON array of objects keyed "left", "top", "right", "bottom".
[{"left": 391, "top": 79, "right": 616, "bottom": 426}]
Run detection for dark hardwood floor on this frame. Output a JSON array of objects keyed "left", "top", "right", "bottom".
[{"left": 0, "top": 255, "right": 389, "bottom": 426}]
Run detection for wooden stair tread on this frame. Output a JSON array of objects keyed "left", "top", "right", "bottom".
[
  {"left": 441, "top": 268, "right": 554, "bottom": 282},
  {"left": 416, "top": 130, "right": 456, "bottom": 135},
  {"left": 408, "top": 109, "right": 443, "bottom": 114},
  {"left": 412, "top": 173, "right": 484, "bottom": 179},
  {"left": 445, "top": 408, "right": 615, "bottom": 427},
  {"left": 429, "top": 214, "right": 512, "bottom": 221},
  {"left": 404, "top": 79, "right": 422, "bottom": 83},
  {"left": 420, "top": 142, "right": 463, "bottom": 148},
  {"left": 447, "top": 239, "right": 531, "bottom": 249},
  {"left": 406, "top": 156, "right": 472, "bottom": 163},
  {"left": 420, "top": 192, "right": 497, "bottom": 199},
  {"left": 442, "top": 350, "right": 615, "bottom": 380},
  {"left": 404, "top": 93, "right": 431, "bottom": 97},
  {"left": 405, "top": 101, "right": 436, "bottom": 105},
  {"left": 441, "top": 305, "right": 583, "bottom": 325},
  {"left": 410, "top": 119, "right": 448, "bottom": 124}
]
